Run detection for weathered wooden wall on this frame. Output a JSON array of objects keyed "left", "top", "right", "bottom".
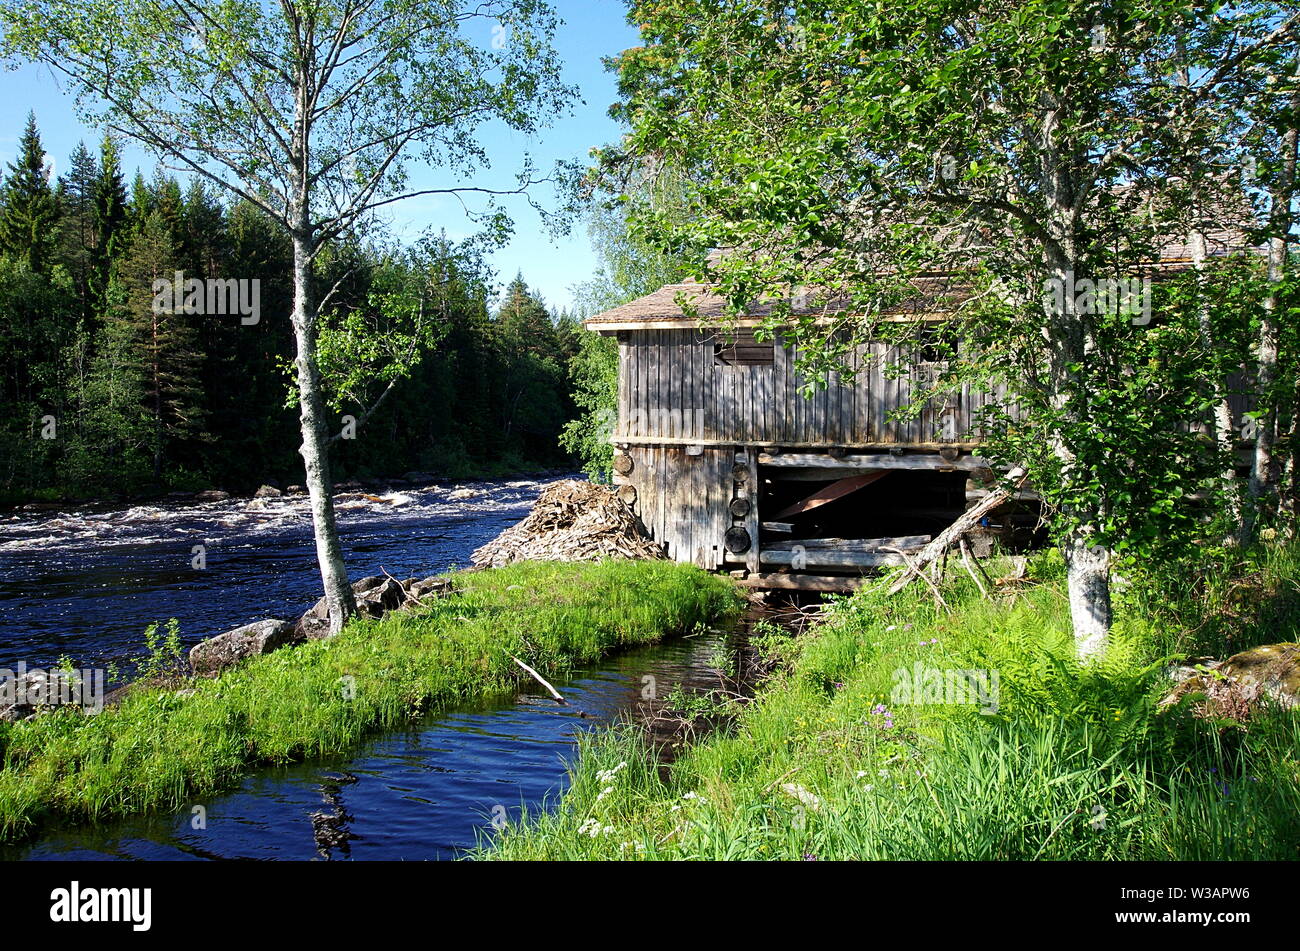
[
  {"left": 615, "top": 328, "right": 1014, "bottom": 447},
  {"left": 615, "top": 445, "right": 734, "bottom": 568}
]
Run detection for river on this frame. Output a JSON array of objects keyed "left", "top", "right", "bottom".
[
  {"left": 0, "top": 476, "right": 742, "bottom": 860},
  {"left": 0, "top": 478, "right": 557, "bottom": 673}
]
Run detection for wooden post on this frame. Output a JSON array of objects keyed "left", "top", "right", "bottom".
[{"left": 742, "top": 449, "right": 760, "bottom": 574}]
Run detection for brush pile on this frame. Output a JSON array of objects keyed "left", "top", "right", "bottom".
[{"left": 471, "top": 479, "right": 664, "bottom": 568}]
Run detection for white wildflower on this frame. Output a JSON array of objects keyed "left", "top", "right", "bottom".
[{"left": 595, "top": 761, "right": 628, "bottom": 784}]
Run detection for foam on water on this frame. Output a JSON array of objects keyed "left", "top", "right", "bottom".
[{"left": 0, "top": 475, "right": 568, "bottom": 672}]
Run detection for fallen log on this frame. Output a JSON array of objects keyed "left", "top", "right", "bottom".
[{"left": 887, "top": 466, "right": 1028, "bottom": 595}]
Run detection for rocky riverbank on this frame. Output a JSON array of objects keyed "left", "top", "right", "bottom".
[{"left": 6, "top": 467, "right": 576, "bottom": 513}]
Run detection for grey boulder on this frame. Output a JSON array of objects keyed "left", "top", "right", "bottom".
[{"left": 189, "top": 619, "right": 294, "bottom": 676}]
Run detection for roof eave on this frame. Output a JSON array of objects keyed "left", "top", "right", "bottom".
[{"left": 583, "top": 312, "right": 956, "bottom": 333}]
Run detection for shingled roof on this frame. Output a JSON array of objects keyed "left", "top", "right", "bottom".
[
  {"left": 584, "top": 232, "right": 1258, "bottom": 333},
  {"left": 583, "top": 272, "right": 976, "bottom": 331}
]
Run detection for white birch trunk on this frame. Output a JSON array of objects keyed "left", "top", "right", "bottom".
[
  {"left": 1246, "top": 87, "right": 1299, "bottom": 540},
  {"left": 287, "top": 65, "right": 356, "bottom": 635},
  {"left": 1064, "top": 535, "right": 1111, "bottom": 660},
  {"left": 1043, "top": 139, "right": 1113, "bottom": 659},
  {"left": 291, "top": 232, "right": 357, "bottom": 634},
  {"left": 1189, "top": 227, "right": 1243, "bottom": 536}
]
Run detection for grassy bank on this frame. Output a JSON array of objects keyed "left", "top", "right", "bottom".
[
  {"left": 482, "top": 547, "right": 1300, "bottom": 860},
  {"left": 0, "top": 559, "right": 741, "bottom": 842}
]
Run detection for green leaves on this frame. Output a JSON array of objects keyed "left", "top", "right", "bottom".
[{"left": 606, "top": 0, "right": 1298, "bottom": 579}]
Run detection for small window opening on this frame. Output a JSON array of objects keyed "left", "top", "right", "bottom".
[{"left": 714, "top": 332, "right": 774, "bottom": 366}]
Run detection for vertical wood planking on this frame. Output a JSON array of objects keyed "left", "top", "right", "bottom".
[
  {"left": 773, "top": 337, "right": 787, "bottom": 443},
  {"left": 636, "top": 331, "right": 644, "bottom": 440},
  {"left": 613, "top": 324, "right": 1025, "bottom": 452},
  {"left": 686, "top": 330, "right": 697, "bottom": 441}
]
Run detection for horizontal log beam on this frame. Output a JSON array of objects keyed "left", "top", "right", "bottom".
[
  {"left": 965, "top": 488, "right": 1041, "bottom": 502},
  {"left": 737, "top": 573, "right": 870, "bottom": 593},
  {"left": 760, "top": 550, "right": 907, "bottom": 567},
  {"left": 758, "top": 452, "right": 990, "bottom": 471},
  {"left": 763, "top": 534, "right": 932, "bottom": 551},
  {"left": 610, "top": 437, "right": 985, "bottom": 451}
]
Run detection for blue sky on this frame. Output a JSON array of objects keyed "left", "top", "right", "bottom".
[{"left": 0, "top": 0, "right": 639, "bottom": 313}]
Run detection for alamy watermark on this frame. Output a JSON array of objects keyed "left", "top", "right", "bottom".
[
  {"left": 1, "top": 662, "right": 105, "bottom": 715},
  {"left": 49, "top": 881, "right": 151, "bottom": 931},
  {"left": 890, "top": 662, "right": 1000, "bottom": 714},
  {"left": 152, "top": 270, "right": 261, "bottom": 325},
  {"left": 1043, "top": 272, "right": 1151, "bottom": 326}
]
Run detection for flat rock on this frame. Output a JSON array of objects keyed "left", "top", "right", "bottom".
[
  {"left": 293, "top": 614, "right": 332, "bottom": 641},
  {"left": 189, "top": 619, "right": 293, "bottom": 676},
  {"left": 253, "top": 485, "right": 282, "bottom": 498},
  {"left": 411, "top": 576, "right": 456, "bottom": 600},
  {"left": 194, "top": 490, "right": 231, "bottom": 502},
  {"left": 1218, "top": 643, "right": 1300, "bottom": 707}
]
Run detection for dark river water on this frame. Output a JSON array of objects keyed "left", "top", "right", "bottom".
[
  {"left": 0, "top": 478, "right": 552, "bottom": 673},
  {"left": 0, "top": 477, "right": 736, "bottom": 860}
]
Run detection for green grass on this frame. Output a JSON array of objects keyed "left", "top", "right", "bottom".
[
  {"left": 0, "top": 559, "right": 742, "bottom": 842},
  {"left": 481, "top": 546, "right": 1300, "bottom": 860}
]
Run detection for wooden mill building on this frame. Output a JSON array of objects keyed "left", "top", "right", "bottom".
[{"left": 584, "top": 274, "right": 1035, "bottom": 591}]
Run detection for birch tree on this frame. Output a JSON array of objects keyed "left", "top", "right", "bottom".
[
  {"left": 1237, "top": 46, "right": 1300, "bottom": 540},
  {"left": 2, "top": 0, "right": 573, "bottom": 631}
]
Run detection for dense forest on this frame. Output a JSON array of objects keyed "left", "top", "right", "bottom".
[{"left": 0, "top": 113, "right": 582, "bottom": 505}]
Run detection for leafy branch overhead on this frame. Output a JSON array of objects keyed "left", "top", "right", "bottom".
[{"left": 600, "top": 0, "right": 1300, "bottom": 655}]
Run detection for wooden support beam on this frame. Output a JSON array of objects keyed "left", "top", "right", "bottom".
[
  {"left": 770, "top": 470, "right": 890, "bottom": 520},
  {"left": 743, "top": 450, "right": 760, "bottom": 574},
  {"left": 763, "top": 534, "right": 932, "bottom": 551},
  {"left": 738, "top": 573, "right": 870, "bottom": 593},
  {"left": 758, "top": 550, "right": 910, "bottom": 568},
  {"left": 965, "top": 487, "right": 1041, "bottom": 502},
  {"left": 759, "top": 452, "right": 991, "bottom": 471}
]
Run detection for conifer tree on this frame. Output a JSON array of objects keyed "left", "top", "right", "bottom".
[{"left": 0, "top": 111, "right": 58, "bottom": 272}]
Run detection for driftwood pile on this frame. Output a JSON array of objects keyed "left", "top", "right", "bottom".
[{"left": 471, "top": 479, "right": 665, "bottom": 568}]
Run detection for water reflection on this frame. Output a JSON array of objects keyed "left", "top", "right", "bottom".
[{"left": 1, "top": 632, "right": 738, "bottom": 861}]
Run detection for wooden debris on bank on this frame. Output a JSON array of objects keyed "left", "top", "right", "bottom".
[
  {"left": 511, "top": 655, "right": 568, "bottom": 704},
  {"left": 471, "top": 479, "right": 666, "bottom": 568}
]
